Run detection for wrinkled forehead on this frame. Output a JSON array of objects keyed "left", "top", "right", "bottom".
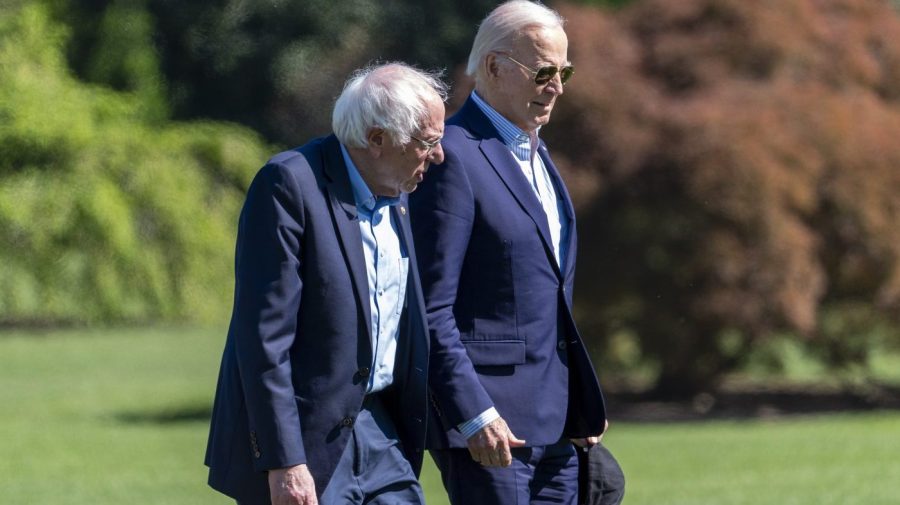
[
  {"left": 509, "top": 25, "right": 569, "bottom": 64},
  {"left": 418, "top": 98, "right": 446, "bottom": 135}
]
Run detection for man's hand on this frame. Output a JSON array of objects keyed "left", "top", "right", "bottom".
[
  {"left": 466, "top": 417, "right": 526, "bottom": 467},
  {"left": 571, "top": 419, "right": 610, "bottom": 450},
  {"left": 268, "top": 464, "right": 317, "bottom": 505}
]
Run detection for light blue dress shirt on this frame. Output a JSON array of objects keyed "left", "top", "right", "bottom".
[
  {"left": 456, "top": 92, "right": 572, "bottom": 439},
  {"left": 341, "top": 145, "right": 409, "bottom": 394},
  {"left": 470, "top": 91, "right": 569, "bottom": 271}
]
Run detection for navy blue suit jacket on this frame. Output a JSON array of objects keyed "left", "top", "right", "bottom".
[
  {"left": 409, "top": 98, "right": 605, "bottom": 449},
  {"left": 205, "top": 135, "right": 429, "bottom": 502}
]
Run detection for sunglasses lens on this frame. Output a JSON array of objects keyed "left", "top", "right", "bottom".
[
  {"left": 533, "top": 66, "right": 574, "bottom": 85},
  {"left": 534, "top": 67, "right": 556, "bottom": 85}
]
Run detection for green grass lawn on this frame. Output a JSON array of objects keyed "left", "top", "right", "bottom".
[{"left": 1, "top": 327, "right": 898, "bottom": 504}]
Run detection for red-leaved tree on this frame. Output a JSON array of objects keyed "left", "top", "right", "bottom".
[{"left": 545, "top": 0, "right": 900, "bottom": 395}]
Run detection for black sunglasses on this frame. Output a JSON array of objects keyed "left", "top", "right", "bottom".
[{"left": 501, "top": 54, "right": 574, "bottom": 85}]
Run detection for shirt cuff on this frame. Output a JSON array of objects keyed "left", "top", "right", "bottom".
[{"left": 457, "top": 407, "right": 500, "bottom": 439}]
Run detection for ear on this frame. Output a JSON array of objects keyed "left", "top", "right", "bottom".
[
  {"left": 484, "top": 53, "right": 501, "bottom": 81},
  {"left": 366, "top": 127, "right": 385, "bottom": 158}
]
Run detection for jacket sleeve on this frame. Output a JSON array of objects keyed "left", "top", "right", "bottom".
[
  {"left": 410, "top": 146, "right": 495, "bottom": 429},
  {"left": 230, "top": 159, "right": 307, "bottom": 471}
]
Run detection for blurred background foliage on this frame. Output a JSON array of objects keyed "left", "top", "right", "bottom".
[
  {"left": 2, "top": 0, "right": 899, "bottom": 395},
  {"left": 547, "top": 0, "right": 900, "bottom": 395},
  {"left": 0, "top": 3, "right": 270, "bottom": 324}
]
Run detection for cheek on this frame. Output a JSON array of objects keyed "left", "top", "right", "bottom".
[{"left": 404, "top": 156, "right": 424, "bottom": 176}]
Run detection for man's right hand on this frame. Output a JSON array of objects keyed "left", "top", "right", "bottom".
[
  {"left": 268, "top": 464, "right": 317, "bottom": 505},
  {"left": 466, "top": 417, "right": 526, "bottom": 467}
]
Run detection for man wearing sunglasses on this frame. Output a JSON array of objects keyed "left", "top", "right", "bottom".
[{"left": 410, "top": 1, "right": 624, "bottom": 504}]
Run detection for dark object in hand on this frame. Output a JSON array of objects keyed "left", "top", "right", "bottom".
[{"left": 578, "top": 443, "right": 626, "bottom": 505}]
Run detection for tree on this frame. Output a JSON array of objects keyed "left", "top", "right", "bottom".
[
  {"left": 0, "top": 0, "right": 498, "bottom": 325},
  {"left": 546, "top": 0, "right": 900, "bottom": 395},
  {"left": 50, "top": 0, "right": 498, "bottom": 146},
  {"left": 0, "top": 4, "right": 270, "bottom": 325}
]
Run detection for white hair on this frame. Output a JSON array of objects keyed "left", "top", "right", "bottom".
[
  {"left": 466, "top": 0, "right": 566, "bottom": 79},
  {"left": 332, "top": 63, "right": 448, "bottom": 148}
]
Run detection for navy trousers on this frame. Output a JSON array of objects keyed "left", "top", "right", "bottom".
[
  {"left": 238, "top": 396, "right": 423, "bottom": 505},
  {"left": 320, "top": 395, "right": 424, "bottom": 504},
  {"left": 431, "top": 439, "right": 580, "bottom": 505}
]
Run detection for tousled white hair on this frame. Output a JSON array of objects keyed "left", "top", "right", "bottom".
[
  {"left": 332, "top": 63, "right": 448, "bottom": 148},
  {"left": 465, "top": 0, "right": 565, "bottom": 79}
]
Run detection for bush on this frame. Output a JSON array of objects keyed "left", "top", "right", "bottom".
[
  {"left": 547, "top": 0, "right": 900, "bottom": 394},
  {"left": 0, "top": 5, "right": 271, "bottom": 325}
]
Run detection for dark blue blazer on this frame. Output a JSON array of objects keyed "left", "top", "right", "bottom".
[
  {"left": 205, "top": 135, "right": 429, "bottom": 502},
  {"left": 409, "top": 98, "right": 606, "bottom": 449}
]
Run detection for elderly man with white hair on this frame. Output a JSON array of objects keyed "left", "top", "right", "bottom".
[
  {"left": 206, "top": 62, "right": 447, "bottom": 505},
  {"left": 410, "top": 1, "right": 625, "bottom": 504}
]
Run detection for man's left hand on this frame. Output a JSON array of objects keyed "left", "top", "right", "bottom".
[{"left": 571, "top": 419, "right": 609, "bottom": 449}]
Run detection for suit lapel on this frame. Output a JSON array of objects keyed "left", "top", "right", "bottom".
[
  {"left": 391, "top": 198, "right": 412, "bottom": 311},
  {"left": 392, "top": 197, "right": 413, "bottom": 275},
  {"left": 461, "top": 100, "right": 557, "bottom": 268},
  {"left": 320, "top": 136, "right": 373, "bottom": 341},
  {"left": 539, "top": 142, "right": 577, "bottom": 281},
  {"left": 395, "top": 197, "right": 425, "bottom": 298},
  {"left": 392, "top": 196, "right": 430, "bottom": 382}
]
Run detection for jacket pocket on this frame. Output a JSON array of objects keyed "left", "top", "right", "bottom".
[{"left": 463, "top": 340, "right": 526, "bottom": 366}]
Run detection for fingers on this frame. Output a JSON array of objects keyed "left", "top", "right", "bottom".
[
  {"left": 466, "top": 418, "right": 525, "bottom": 468},
  {"left": 508, "top": 432, "right": 527, "bottom": 448},
  {"left": 571, "top": 435, "right": 602, "bottom": 451},
  {"left": 495, "top": 440, "right": 512, "bottom": 467},
  {"left": 489, "top": 445, "right": 506, "bottom": 467},
  {"left": 471, "top": 440, "right": 510, "bottom": 467},
  {"left": 268, "top": 464, "right": 318, "bottom": 505}
]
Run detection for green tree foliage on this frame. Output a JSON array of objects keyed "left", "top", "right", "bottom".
[
  {"left": 50, "top": 0, "right": 497, "bottom": 146},
  {"left": 547, "top": 0, "right": 900, "bottom": 394},
  {"left": 41, "top": 0, "right": 167, "bottom": 120},
  {"left": 0, "top": 4, "right": 270, "bottom": 325},
  {"left": 6, "top": 0, "right": 898, "bottom": 394}
]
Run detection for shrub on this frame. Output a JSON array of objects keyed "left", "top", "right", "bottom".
[
  {"left": 0, "top": 5, "right": 271, "bottom": 325},
  {"left": 548, "top": 0, "right": 900, "bottom": 394}
]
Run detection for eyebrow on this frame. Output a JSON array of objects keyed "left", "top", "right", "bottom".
[{"left": 536, "top": 59, "right": 571, "bottom": 66}]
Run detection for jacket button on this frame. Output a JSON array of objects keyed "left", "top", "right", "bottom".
[
  {"left": 358, "top": 367, "right": 370, "bottom": 378},
  {"left": 557, "top": 340, "right": 567, "bottom": 351},
  {"left": 254, "top": 451, "right": 261, "bottom": 458},
  {"left": 341, "top": 416, "right": 355, "bottom": 427}
]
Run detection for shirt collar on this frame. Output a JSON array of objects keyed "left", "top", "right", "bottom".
[
  {"left": 340, "top": 144, "right": 400, "bottom": 215},
  {"left": 470, "top": 91, "right": 541, "bottom": 162}
]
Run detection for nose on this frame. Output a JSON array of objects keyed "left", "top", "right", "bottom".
[
  {"left": 545, "top": 75, "right": 564, "bottom": 96},
  {"left": 428, "top": 142, "right": 445, "bottom": 165}
]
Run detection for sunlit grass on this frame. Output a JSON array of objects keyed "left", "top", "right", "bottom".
[
  {"left": 605, "top": 412, "right": 900, "bottom": 505},
  {"left": 1, "top": 327, "right": 898, "bottom": 504}
]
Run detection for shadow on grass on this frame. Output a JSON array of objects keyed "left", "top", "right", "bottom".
[
  {"left": 607, "top": 382, "right": 900, "bottom": 423},
  {"left": 116, "top": 404, "right": 212, "bottom": 425}
]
